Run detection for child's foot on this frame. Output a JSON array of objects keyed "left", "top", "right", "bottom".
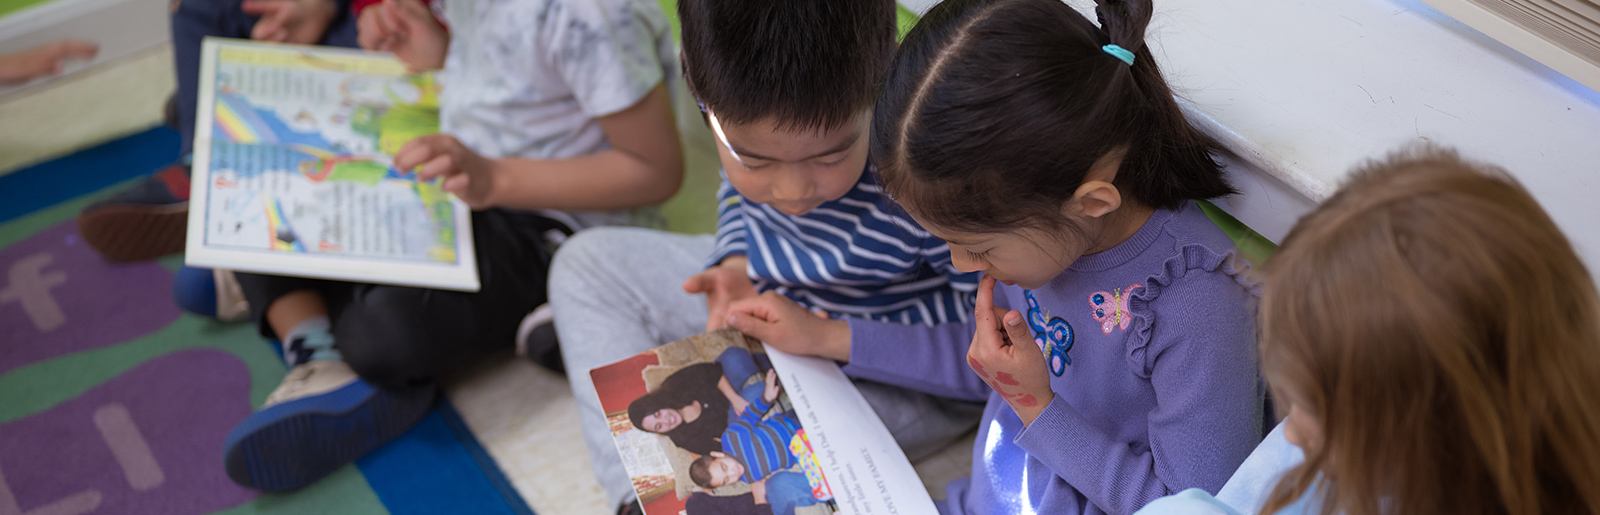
[
  {"left": 173, "top": 267, "right": 250, "bottom": 322},
  {"left": 221, "top": 360, "right": 436, "bottom": 491},
  {"left": 516, "top": 303, "right": 564, "bottom": 374},
  {"left": 78, "top": 165, "right": 190, "bottom": 262}
]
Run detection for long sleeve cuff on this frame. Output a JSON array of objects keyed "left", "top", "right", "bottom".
[{"left": 841, "top": 318, "right": 990, "bottom": 402}]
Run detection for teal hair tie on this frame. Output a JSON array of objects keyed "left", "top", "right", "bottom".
[{"left": 1101, "top": 44, "right": 1135, "bottom": 65}]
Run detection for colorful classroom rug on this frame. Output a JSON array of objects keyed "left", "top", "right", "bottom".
[{"left": 0, "top": 127, "right": 533, "bottom": 515}]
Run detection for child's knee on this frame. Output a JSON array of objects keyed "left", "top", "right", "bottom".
[
  {"left": 337, "top": 326, "right": 445, "bottom": 388},
  {"left": 172, "top": 0, "right": 248, "bottom": 25},
  {"left": 335, "top": 287, "right": 461, "bottom": 387}
]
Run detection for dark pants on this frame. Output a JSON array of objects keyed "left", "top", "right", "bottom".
[
  {"left": 238, "top": 210, "right": 569, "bottom": 389},
  {"left": 172, "top": 0, "right": 358, "bottom": 155}
]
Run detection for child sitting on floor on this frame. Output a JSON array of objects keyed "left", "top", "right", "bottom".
[
  {"left": 213, "top": 0, "right": 684, "bottom": 492},
  {"left": 1136, "top": 149, "right": 1600, "bottom": 514},
  {"left": 549, "top": 1, "right": 986, "bottom": 512},
  {"left": 738, "top": 0, "right": 1265, "bottom": 513}
]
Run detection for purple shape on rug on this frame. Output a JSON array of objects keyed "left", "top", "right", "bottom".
[
  {"left": 0, "top": 219, "right": 180, "bottom": 374},
  {"left": 0, "top": 349, "right": 258, "bottom": 514}
]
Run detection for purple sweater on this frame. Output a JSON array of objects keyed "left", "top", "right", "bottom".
[{"left": 843, "top": 203, "right": 1265, "bottom": 515}]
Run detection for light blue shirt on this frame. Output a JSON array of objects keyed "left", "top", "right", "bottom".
[{"left": 1135, "top": 423, "right": 1315, "bottom": 515}]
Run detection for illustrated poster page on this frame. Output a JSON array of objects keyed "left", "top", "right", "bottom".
[
  {"left": 590, "top": 328, "right": 935, "bottom": 515},
  {"left": 186, "top": 38, "right": 477, "bottom": 291}
]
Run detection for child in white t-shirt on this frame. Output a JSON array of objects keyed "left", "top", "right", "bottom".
[{"left": 219, "top": 0, "right": 685, "bottom": 492}]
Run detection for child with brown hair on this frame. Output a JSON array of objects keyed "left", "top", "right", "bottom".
[
  {"left": 1137, "top": 147, "right": 1600, "bottom": 515},
  {"left": 735, "top": 0, "right": 1266, "bottom": 513}
]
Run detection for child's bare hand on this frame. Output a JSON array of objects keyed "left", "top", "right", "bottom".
[
  {"left": 0, "top": 40, "right": 97, "bottom": 84},
  {"left": 750, "top": 476, "right": 769, "bottom": 504},
  {"left": 726, "top": 292, "right": 851, "bottom": 362},
  {"left": 395, "top": 134, "right": 499, "bottom": 209},
  {"left": 968, "top": 275, "right": 1054, "bottom": 426},
  {"left": 242, "top": 0, "right": 338, "bottom": 44},
  {"left": 762, "top": 369, "right": 781, "bottom": 403},
  {"left": 729, "top": 394, "right": 751, "bottom": 416},
  {"left": 683, "top": 256, "right": 757, "bottom": 331},
  {"left": 358, "top": 0, "right": 447, "bottom": 72}
]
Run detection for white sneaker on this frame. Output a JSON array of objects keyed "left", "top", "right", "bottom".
[
  {"left": 262, "top": 360, "right": 359, "bottom": 407},
  {"left": 213, "top": 269, "right": 250, "bottom": 322}
]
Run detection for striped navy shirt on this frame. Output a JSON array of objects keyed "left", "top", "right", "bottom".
[
  {"left": 720, "top": 396, "right": 798, "bottom": 483},
  {"left": 708, "top": 164, "right": 978, "bottom": 326}
]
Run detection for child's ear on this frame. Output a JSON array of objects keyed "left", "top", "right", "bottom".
[
  {"left": 1066, "top": 181, "right": 1123, "bottom": 219},
  {"left": 1065, "top": 147, "right": 1127, "bottom": 219}
]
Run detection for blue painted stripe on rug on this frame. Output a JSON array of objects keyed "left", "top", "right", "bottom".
[
  {"left": 0, "top": 127, "right": 180, "bottom": 224},
  {"left": 356, "top": 402, "right": 524, "bottom": 515},
  {"left": 436, "top": 399, "right": 536, "bottom": 515}
]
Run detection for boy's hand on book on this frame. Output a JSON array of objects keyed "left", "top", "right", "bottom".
[
  {"left": 684, "top": 256, "right": 757, "bottom": 331},
  {"left": 396, "top": 134, "right": 499, "bottom": 209},
  {"left": 726, "top": 292, "right": 851, "bottom": 362},
  {"left": 357, "top": 0, "right": 447, "bottom": 73},
  {"left": 242, "top": 0, "right": 338, "bottom": 45},
  {"left": 0, "top": 40, "right": 97, "bottom": 85},
  {"left": 968, "top": 276, "right": 1053, "bottom": 426}
]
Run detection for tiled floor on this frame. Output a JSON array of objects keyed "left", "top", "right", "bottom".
[{"left": 8, "top": 45, "right": 978, "bottom": 515}]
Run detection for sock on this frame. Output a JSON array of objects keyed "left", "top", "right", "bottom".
[{"left": 282, "top": 316, "right": 341, "bottom": 367}]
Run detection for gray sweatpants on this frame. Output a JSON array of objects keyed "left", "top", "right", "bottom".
[{"left": 550, "top": 227, "right": 984, "bottom": 507}]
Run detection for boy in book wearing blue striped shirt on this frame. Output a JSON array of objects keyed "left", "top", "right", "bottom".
[
  {"left": 692, "top": 398, "right": 801, "bottom": 488},
  {"left": 546, "top": 1, "right": 984, "bottom": 514}
]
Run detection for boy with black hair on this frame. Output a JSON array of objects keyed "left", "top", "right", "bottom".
[{"left": 548, "top": 1, "right": 983, "bottom": 513}]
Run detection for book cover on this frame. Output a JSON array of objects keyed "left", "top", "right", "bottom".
[{"left": 184, "top": 38, "right": 478, "bottom": 291}]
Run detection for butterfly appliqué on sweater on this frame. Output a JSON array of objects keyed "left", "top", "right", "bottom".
[{"left": 1089, "top": 284, "right": 1143, "bottom": 334}]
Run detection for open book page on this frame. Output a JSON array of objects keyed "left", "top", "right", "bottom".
[
  {"left": 591, "top": 328, "right": 936, "bottom": 515},
  {"left": 184, "top": 38, "right": 478, "bottom": 291}
]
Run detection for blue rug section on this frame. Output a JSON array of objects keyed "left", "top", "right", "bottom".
[
  {"left": 437, "top": 401, "right": 537, "bottom": 515},
  {"left": 356, "top": 402, "right": 534, "bottom": 515},
  {"left": 0, "top": 127, "right": 181, "bottom": 224}
]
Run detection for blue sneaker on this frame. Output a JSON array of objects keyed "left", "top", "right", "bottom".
[
  {"left": 222, "top": 360, "right": 436, "bottom": 491},
  {"left": 173, "top": 267, "right": 250, "bottom": 322}
]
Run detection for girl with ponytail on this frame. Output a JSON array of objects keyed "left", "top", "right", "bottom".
[{"left": 751, "top": 0, "right": 1265, "bottom": 513}]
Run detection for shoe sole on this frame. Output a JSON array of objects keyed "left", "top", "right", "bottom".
[
  {"left": 78, "top": 202, "right": 188, "bottom": 262},
  {"left": 222, "top": 381, "right": 437, "bottom": 491}
]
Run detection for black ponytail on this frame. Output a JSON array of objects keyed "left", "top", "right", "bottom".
[{"left": 873, "top": 0, "right": 1234, "bottom": 234}]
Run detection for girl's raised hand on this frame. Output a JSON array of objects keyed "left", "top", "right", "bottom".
[{"left": 967, "top": 275, "right": 1054, "bottom": 426}]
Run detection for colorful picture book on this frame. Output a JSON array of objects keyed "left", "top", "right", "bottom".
[
  {"left": 185, "top": 38, "right": 478, "bottom": 291},
  {"left": 591, "top": 328, "right": 936, "bottom": 515}
]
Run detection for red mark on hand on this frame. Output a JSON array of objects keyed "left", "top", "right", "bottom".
[
  {"left": 994, "top": 372, "right": 1021, "bottom": 386},
  {"left": 968, "top": 357, "right": 987, "bottom": 376},
  {"left": 1013, "top": 394, "right": 1039, "bottom": 407}
]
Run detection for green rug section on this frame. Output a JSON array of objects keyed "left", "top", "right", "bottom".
[
  {"left": 0, "top": 0, "right": 55, "bottom": 19},
  {"left": 0, "top": 181, "right": 389, "bottom": 514}
]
